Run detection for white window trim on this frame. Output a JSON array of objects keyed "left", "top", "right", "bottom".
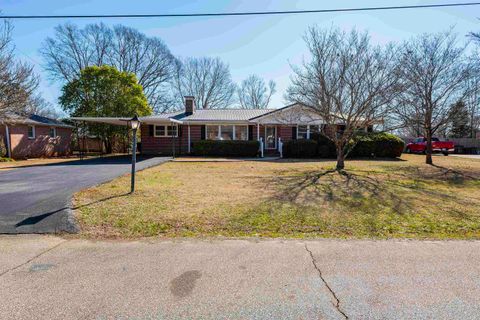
[
  {"left": 154, "top": 124, "right": 178, "bottom": 137},
  {"left": 297, "top": 124, "right": 322, "bottom": 139},
  {"left": 49, "top": 127, "right": 57, "bottom": 138},
  {"left": 28, "top": 125, "right": 35, "bottom": 139},
  {"left": 206, "top": 124, "right": 249, "bottom": 141}
]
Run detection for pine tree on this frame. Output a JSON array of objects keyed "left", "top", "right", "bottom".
[{"left": 449, "top": 100, "right": 470, "bottom": 138}]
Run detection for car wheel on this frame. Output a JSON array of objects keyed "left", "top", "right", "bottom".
[{"left": 443, "top": 152, "right": 448, "bottom": 156}]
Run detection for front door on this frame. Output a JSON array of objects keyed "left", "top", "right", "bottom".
[{"left": 265, "top": 126, "right": 276, "bottom": 149}]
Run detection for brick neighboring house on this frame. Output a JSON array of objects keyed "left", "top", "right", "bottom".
[
  {"left": 0, "top": 113, "right": 73, "bottom": 159},
  {"left": 72, "top": 96, "right": 362, "bottom": 157}
]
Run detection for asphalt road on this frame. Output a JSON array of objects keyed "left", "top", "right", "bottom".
[
  {"left": 0, "top": 156, "right": 170, "bottom": 234},
  {"left": 1, "top": 236, "right": 479, "bottom": 320}
]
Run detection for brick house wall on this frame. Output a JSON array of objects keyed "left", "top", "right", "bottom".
[
  {"left": 5, "top": 124, "right": 72, "bottom": 159},
  {"left": 141, "top": 124, "right": 201, "bottom": 155},
  {"left": 140, "top": 123, "right": 296, "bottom": 155}
]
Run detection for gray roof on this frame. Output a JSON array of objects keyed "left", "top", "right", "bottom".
[
  {"left": 2, "top": 113, "right": 73, "bottom": 128},
  {"left": 142, "top": 109, "right": 273, "bottom": 123}
]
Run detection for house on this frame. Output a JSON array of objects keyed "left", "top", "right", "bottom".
[
  {"left": 72, "top": 96, "right": 359, "bottom": 156},
  {"left": 0, "top": 113, "right": 73, "bottom": 159}
]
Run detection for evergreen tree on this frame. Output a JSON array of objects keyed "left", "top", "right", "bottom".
[{"left": 448, "top": 100, "right": 470, "bottom": 138}]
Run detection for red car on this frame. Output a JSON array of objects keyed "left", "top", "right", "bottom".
[{"left": 406, "top": 137, "right": 454, "bottom": 156}]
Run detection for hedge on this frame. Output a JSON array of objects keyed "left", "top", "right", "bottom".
[
  {"left": 283, "top": 139, "right": 318, "bottom": 158},
  {"left": 283, "top": 132, "right": 404, "bottom": 159},
  {"left": 192, "top": 140, "right": 260, "bottom": 157},
  {"left": 350, "top": 132, "right": 404, "bottom": 158}
]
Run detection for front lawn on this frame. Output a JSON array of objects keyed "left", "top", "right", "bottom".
[{"left": 74, "top": 154, "right": 480, "bottom": 239}]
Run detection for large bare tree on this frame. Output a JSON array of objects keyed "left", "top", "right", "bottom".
[
  {"left": 173, "top": 57, "right": 236, "bottom": 109},
  {"left": 287, "top": 27, "right": 400, "bottom": 170},
  {"left": 40, "top": 23, "right": 177, "bottom": 113},
  {"left": 395, "top": 30, "right": 472, "bottom": 164},
  {"left": 0, "top": 20, "right": 39, "bottom": 118},
  {"left": 237, "top": 74, "right": 276, "bottom": 109}
]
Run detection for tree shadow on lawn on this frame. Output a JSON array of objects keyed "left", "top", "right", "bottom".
[
  {"left": 262, "top": 165, "right": 479, "bottom": 217},
  {"left": 381, "top": 163, "right": 479, "bottom": 185}
]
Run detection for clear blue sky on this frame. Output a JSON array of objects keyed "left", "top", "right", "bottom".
[{"left": 2, "top": 0, "right": 480, "bottom": 113}]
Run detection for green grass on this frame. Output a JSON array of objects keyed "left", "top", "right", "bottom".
[{"left": 74, "top": 154, "right": 480, "bottom": 239}]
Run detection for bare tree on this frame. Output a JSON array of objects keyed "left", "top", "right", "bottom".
[
  {"left": 173, "top": 57, "right": 236, "bottom": 109},
  {"left": 40, "top": 23, "right": 177, "bottom": 113},
  {"left": 0, "top": 20, "right": 39, "bottom": 118},
  {"left": 237, "top": 74, "right": 276, "bottom": 109},
  {"left": 395, "top": 30, "right": 472, "bottom": 164},
  {"left": 287, "top": 27, "right": 400, "bottom": 170},
  {"left": 464, "top": 74, "right": 480, "bottom": 138}
]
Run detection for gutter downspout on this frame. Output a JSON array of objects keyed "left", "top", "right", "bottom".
[{"left": 5, "top": 124, "right": 11, "bottom": 158}]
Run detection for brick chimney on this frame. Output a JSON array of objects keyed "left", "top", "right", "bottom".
[{"left": 184, "top": 96, "right": 195, "bottom": 115}]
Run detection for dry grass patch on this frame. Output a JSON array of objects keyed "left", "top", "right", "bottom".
[{"left": 74, "top": 154, "right": 480, "bottom": 239}]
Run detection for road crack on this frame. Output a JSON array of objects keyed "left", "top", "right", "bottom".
[
  {"left": 304, "top": 243, "right": 348, "bottom": 319},
  {"left": 0, "top": 240, "right": 66, "bottom": 277}
]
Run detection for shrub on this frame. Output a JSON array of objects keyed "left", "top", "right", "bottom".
[
  {"left": 0, "top": 135, "right": 6, "bottom": 158},
  {"left": 283, "top": 139, "right": 318, "bottom": 158},
  {"left": 192, "top": 140, "right": 260, "bottom": 157},
  {"left": 311, "top": 133, "right": 336, "bottom": 158},
  {"left": 351, "top": 132, "right": 404, "bottom": 158}
]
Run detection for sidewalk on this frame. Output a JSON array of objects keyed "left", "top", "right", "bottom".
[{"left": 1, "top": 235, "right": 480, "bottom": 319}]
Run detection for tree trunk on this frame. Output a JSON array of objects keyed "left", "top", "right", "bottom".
[
  {"left": 336, "top": 146, "right": 345, "bottom": 170},
  {"left": 425, "top": 129, "right": 433, "bottom": 165}
]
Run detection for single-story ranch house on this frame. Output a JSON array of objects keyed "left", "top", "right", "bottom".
[
  {"left": 0, "top": 113, "right": 73, "bottom": 159},
  {"left": 72, "top": 96, "right": 371, "bottom": 156}
]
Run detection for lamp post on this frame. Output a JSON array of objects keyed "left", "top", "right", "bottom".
[{"left": 129, "top": 115, "right": 140, "bottom": 193}]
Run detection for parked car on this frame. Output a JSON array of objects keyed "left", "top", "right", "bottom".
[{"left": 406, "top": 137, "right": 454, "bottom": 156}]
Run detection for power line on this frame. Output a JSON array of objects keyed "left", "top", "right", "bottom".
[{"left": 2, "top": 2, "right": 480, "bottom": 19}]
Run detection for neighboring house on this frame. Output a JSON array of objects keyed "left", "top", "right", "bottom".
[
  {"left": 0, "top": 113, "right": 73, "bottom": 159},
  {"left": 72, "top": 96, "right": 367, "bottom": 156}
]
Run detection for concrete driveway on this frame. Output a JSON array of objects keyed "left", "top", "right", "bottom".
[
  {"left": 1, "top": 236, "right": 479, "bottom": 320},
  {"left": 0, "top": 156, "right": 170, "bottom": 234}
]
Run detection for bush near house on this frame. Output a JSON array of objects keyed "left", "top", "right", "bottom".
[
  {"left": 0, "top": 135, "right": 6, "bottom": 158},
  {"left": 351, "top": 132, "right": 405, "bottom": 158},
  {"left": 283, "top": 139, "right": 318, "bottom": 158},
  {"left": 193, "top": 140, "right": 260, "bottom": 157},
  {"left": 284, "top": 132, "right": 404, "bottom": 159}
]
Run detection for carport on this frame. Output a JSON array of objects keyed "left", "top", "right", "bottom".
[{"left": 70, "top": 116, "right": 183, "bottom": 158}]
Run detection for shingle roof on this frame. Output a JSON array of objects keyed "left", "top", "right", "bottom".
[
  {"left": 142, "top": 109, "right": 273, "bottom": 122},
  {"left": 2, "top": 113, "right": 73, "bottom": 128}
]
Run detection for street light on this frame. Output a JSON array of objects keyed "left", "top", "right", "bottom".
[{"left": 129, "top": 115, "right": 140, "bottom": 193}]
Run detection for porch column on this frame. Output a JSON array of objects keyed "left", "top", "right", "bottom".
[{"left": 257, "top": 123, "right": 260, "bottom": 141}]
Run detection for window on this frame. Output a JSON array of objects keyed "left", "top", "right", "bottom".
[
  {"left": 206, "top": 125, "right": 249, "bottom": 140},
  {"left": 297, "top": 125, "right": 308, "bottom": 139},
  {"left": 236, "top": 126, "right": 248, "bottom": 141},
  {"left": 155, "top": 125, "right": 165, "bottom": 137},
  {"left": 220, "top": 125, "right": 234, "bottom": 140},
  {"left": 206, "top": 125, "right": 220, "bottom": 140},
  {"left": 49, "top": 127, "right": 57, "bottom": 138},
  {"left": 167, "top": 126, "right": 177, "bottom": 137},
  {"left": 154, "top": 125, "right": 177, "bottom": 137},
  {"left": 310, "top": 125, "right": 320, "bottom": 134},
  {"left": 28, "top": 126, "right": 35, "bottom": 139}
]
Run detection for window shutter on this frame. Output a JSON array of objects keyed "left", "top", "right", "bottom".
[
  {"left": 292, "top": 126, "right": 297, "bottom": 140},
  {"left": 201, "top": 125, "right": 206, "bottom": 140},
  {"left": 178, "top": 125, "right": 183, "bottom": 137},
  {"left": 248, "top": 125, "right": 254, "bottom": 140},
  {"left": 149, "top": 125, "right": 154, "bottom": 137}
]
